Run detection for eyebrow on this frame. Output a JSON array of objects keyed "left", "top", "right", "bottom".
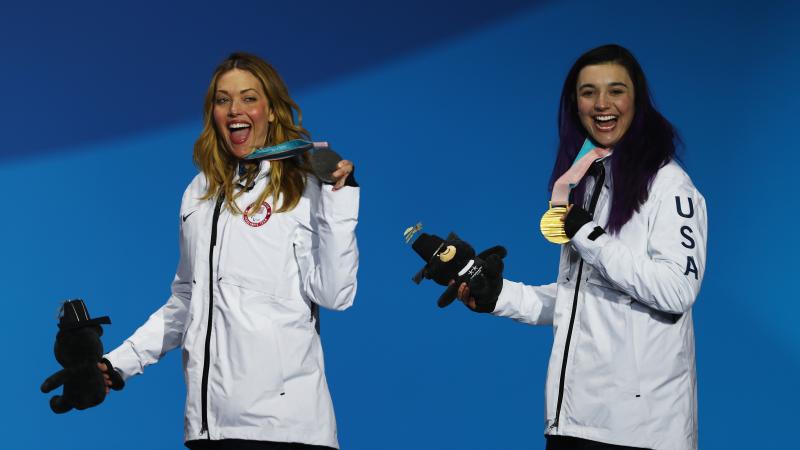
[
  {"left": 215, "top": 88, "right": 260, "bottom": 95},
  {"left": 578, "top": 81, "right": 629, "bottom": 90}
]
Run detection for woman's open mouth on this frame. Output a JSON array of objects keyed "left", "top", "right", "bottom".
[
  {"left": 593, "top": 115, "right": 618, "bottom": 131},
  {"left": 228, "top": 122, "right": 252, "bottom": 145}
]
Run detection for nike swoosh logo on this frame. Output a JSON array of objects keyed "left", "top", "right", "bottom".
[{"left": 182, "top": 210, "right": 197, "bottom": 222}]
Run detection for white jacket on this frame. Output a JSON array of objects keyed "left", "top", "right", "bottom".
[
  {"left": 494, "top": 159, "right": 706, "bottom": 450},
  {"left": 107, "top": 160, "right": 359, "bottom": 448}
]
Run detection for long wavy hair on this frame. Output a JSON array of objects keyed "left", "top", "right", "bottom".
[
  {"left": 549, "top": 44, "right": 681, "bottom": 234},
  {"left": 194, "top": 52, "right": 311, "bottom": 213}
]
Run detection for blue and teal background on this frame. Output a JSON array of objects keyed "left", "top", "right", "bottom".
[{"left": 3, "top": 1, "right": 797, "bottom": 448}]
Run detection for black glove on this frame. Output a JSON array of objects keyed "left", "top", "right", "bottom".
[
  {"left": 102, "top": 358, "right": 126, "bottom": 391},
  {"left": 564, "top": 207, "right": 606, "bottom": 241},
  {"left": 435, "top": 246, "right": 507, "bottom": 312},
  {"left": 564, "top": 206, "right": 592, "bottom": 239},
  {"left": 465, "top": 246, "right": 507, "bottom": 313}
]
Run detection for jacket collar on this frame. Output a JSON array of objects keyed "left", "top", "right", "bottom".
[
  {"left": 234, "top": 159, "right": 271, "bottom": 191},
  {"left": 599, "top": 155, "right": 613, "bottom": 190}
]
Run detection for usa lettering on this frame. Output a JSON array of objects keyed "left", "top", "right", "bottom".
[{"left": 676, "top": 196, "right": 698, "bottom": 280}]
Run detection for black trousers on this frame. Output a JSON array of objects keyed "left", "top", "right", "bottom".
[
  {"left": 546, "top": 435, "right": 651, "bottom": 450},
  {"left": 185, "top": 439, "right": 335, "bottom": 450}
]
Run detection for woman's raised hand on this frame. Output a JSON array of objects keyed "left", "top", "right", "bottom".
[{"left": 331, "top": 159, "right": 355, "bottom": 191}]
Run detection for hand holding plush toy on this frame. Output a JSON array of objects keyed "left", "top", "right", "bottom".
[
  {"left": 410, "top": 231, "right": 506, "bottom": 312},
  {"left": 40, "top": 299, "right": 124, "bottom": 413}
]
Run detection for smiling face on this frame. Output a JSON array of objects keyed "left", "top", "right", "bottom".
[
  {"left": 212, "top": 68, "right": 274, "bottom": 159},
  {"left": 576, "top": 63, "right": 635, "bottom": 148}
]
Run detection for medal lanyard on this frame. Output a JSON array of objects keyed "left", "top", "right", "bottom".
[
  {"left": 244, "top": 139, "right": 329, "bottom": 161},
  {"left": 551, "top": 139, "right": 611, "bottom": 206},
  {"left": 540, "top": 139, "right": 610, "bottom": 244}
]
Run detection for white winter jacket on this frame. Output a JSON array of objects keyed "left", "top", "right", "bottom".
[
  {"left": 494, "top": 158, "right": 706, "bottom": 450},
  {"left": 107, "top": 160, "right": 359, "bottom": 448}
]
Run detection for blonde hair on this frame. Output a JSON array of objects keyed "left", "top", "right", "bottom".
[{"left": 194, "top": 52, "right": 311, "bottom": 213}]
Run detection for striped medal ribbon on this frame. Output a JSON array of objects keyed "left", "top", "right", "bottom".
[
  {"left": 244, "top": 139, "right": 330, "bottom": 161},
  {"left": 540, "top": 139, "right": 611, "bottom": 244}
]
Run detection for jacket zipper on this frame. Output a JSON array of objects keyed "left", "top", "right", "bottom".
[
  {"left": 200, "top": 194, "right": 225, "bottom": 435},
  {"left": 552, "top": 161, "right": 605, "bottom": 430}
]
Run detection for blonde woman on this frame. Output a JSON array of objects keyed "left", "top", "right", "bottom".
[{"left": 101, "top": 53, "right": 359, "bottom": 450}]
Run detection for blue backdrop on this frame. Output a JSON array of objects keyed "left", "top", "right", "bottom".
[{"left": 3, "top": 1, "right": 797, "bottom": 448}]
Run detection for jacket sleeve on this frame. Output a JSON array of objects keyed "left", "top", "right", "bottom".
[
  {"left": 293, "top": 182, "right": 360, "bottom": 311},
  {"left": 104, "top": 215, "right": 193, "bottom": 381},
  {"left": 570, "top": 179, "right": 707, "bottom": 314},
  {"left": 491, "top": 280, "right": 557, "bottom": 325}
]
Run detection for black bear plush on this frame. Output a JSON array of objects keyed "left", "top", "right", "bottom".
[
  {"left": 41, "top": 299, "right": 124, "bottom": 413},
  {"left": 411, "top": 232, "right": 507, "bottom": 312}
]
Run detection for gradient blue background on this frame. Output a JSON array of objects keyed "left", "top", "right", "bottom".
[{"left": 3, "top": 1, "right": 797, "bottom": 448}]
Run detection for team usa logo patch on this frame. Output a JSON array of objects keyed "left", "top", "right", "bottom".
[{"left": 243, "top": 202, "right": 272, "bottom": 227}]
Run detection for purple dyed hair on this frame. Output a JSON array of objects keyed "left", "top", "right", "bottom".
[{"left": 549, "top": 44, "right": 681, "bottom": 234}]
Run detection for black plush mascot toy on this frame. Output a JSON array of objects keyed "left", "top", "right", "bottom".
[
  {"left": 411, "top": 231, "right": 507, "bottom": 312},
  {"left": 41, "top": 299, "right": 125, "bottom": 413}
]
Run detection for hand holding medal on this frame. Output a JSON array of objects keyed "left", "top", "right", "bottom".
[{"left": 540, "top": 139, "right": 611, "bottom": 244}]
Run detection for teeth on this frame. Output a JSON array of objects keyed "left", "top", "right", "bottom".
[
  {"left": 595, "top": 115, "right": 616, "bottom": 122},
  {"left": 229, "top": 123, "right": 251, "bottom": 129}
]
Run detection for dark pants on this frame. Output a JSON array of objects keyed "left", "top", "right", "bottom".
[
  {"left": 185, "top": 439, "right": 335, "bottom": 450},
  {"left": 546, "top": 435, "right": 651, "bottom": 450}
]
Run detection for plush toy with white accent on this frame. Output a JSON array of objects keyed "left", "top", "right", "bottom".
[{"left": 410, "top": 231, "right": 506, "bottom": 312}]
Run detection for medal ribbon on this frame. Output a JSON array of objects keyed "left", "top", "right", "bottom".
[
  {"left": 550, "top": 140, "right": 611, "bottom": 206},
  {"left": 244, "top": 139, "right": 329, "bottom": 161}
]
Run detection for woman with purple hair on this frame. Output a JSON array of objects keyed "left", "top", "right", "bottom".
[{"left": 457, "top": 44, "right": 706, "bottom": 449}]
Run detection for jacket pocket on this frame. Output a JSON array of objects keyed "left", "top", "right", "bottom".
[
  {"left": 570, "top": 274, "right": 644, "bottom": 430},
  {"left": 214, "top": 280, "right": 286, "bottom": 424},
  {"left": 585, "top": 271, "right": 632, "bottom": 305},
  {"left": 557, "top": 247, "right": 576, "bottom": 284}
]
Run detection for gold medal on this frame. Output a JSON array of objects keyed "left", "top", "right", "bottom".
[
  {"left": 541, "top": 142, "right": 612, "bottom": 244},
  {"left": 540, "top": 203, "right": 570, "bottom": 244}
]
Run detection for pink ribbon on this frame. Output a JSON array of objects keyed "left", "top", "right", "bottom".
[{"left": 550, "top": 148, "right": 611, "bottom": 206}]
